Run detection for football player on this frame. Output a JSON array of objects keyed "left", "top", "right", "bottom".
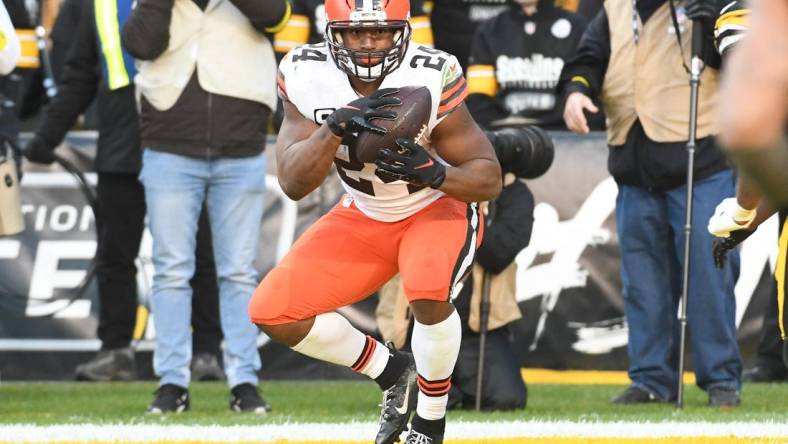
[
  {"left": 714, "top": 0, "right": 788, "bottom": 366},
  {"left": 248, "top": 1, "right": 501, "bottom": 443}
]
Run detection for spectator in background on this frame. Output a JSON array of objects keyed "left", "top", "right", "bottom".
[
  {"left": 122, "top": 0, "right": 289, "bottom": 414},
  {"left": 558, "top": 0, "right": 743, "bottom": 407},
  {"left": 466, "top": 0, "right": 587, "bottom": 129},
  {"left": 0, "top": 0, "right": 21, "bottom": 189},
  {"left": 0, "top": 3, "right": 21, "bottom": 76},
  {"left": 428, "top": 0, "right": 511, "bottom": 72},
  {"left": 554, "top": 0, "right": 602, "bottom": 21},
  {"left": 22, "top": 0, "right": 225, "bottom": 383}
]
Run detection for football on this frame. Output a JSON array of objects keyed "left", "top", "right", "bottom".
[{"left": 354, "top": 86, "right": 431, "bottom": 163}]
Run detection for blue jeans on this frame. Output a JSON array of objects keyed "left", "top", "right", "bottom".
[
  {"left": 616, "top": 169, "right": 742, "bottom": 400},
  {"left": 139, "top": 149, "right": 266, "bottom": 389}
]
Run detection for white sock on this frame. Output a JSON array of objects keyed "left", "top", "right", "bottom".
[
  {"left": 291, "top": 312, "right": 389, "bottom": 378},
  {"left": 411, "top": 309, "right": 461, "bottom": 420}
]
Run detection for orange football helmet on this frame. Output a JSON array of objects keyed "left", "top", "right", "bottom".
[{"left": 324, "top": 0, "right": 412, "bottom": 81}]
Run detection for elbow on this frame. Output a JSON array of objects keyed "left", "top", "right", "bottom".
[
  {"left": 278, "top": 177, "right": 308, "bottom": 202},
  {"left": 482, "top": 163, "right": 503, "bottom": 201}
]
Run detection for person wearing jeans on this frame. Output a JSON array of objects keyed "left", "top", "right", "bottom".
[
  {"left": 139, "top": 150, "right": 265, "bottom": 394},
  {"left": 122, "top": 0, "right": 290, "bottom": 413},
  {"left": 559, "top": 0, "right": 744, "bottom": 407},
  {"left": 616, "top": 169, "right": 741, "bottom": 401}
]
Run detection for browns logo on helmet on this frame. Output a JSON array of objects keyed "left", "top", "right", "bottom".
[{"left": 324, "top": 0, "right": 412, "bottom": 82}]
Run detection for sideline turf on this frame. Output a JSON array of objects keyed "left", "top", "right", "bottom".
[{"left": 0, "top": 381, "right": 785, "bottom": 425}]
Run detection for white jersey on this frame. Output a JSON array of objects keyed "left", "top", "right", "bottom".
[{"left": 278, "top": 42, "right": 469, "bottom": 222}]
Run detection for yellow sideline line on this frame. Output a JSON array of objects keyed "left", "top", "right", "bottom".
[
  {"left": 43, "top": 439, "right": 787, "bottom": 444},
  {"left": 522, "top": 368, "right": 697, "bottom": 385}
]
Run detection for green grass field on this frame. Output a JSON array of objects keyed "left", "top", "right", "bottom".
[{"left": 1, "top": 381, "right": 786, "bottom": 425}]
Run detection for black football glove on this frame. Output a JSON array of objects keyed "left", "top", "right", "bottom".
[
  {"left": 712, "top": 229, "right": 754, "bottom": 269},
  {"left": 325, "top": 88, "right": 400, "bottom": 137},
  {"left": 23, "top": 135, "right": 56, "bottom": 165},
  {"left": 685, "top": 0, "right": 717, "bottom": 21},
  {"left": 375, "top": 138, "right": 446, "bottom": 189}
]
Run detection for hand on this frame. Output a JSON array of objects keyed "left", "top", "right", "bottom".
[
  {"left": 713, "top": 229, "right": 753, "bottom": 269},
  {"left": 23, "top": 136, "right": 56, "bottom": 165},
  {"left": 707, "top": 197, "right": 756, "bottom": 238},
  {"left": 325, "top": 88, "right": 400, "bottom": 137},
  {"left": 563, "top": 92, "right": 598, "bottom": 134},
  {"left": 685, "top": 0, "right": 717, "bottom": 21},
  {"left": 375, "top": 138, "right": 446, "bottom": 189}
]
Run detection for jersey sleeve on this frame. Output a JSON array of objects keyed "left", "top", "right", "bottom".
[
  {"left": 715, "top": 0, "right": 750, "bottom": 57},
  {"left": 436, "top": 55, "right": 468, "bottom": 121}
]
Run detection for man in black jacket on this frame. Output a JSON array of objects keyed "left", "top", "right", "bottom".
[
  {"left": 23, "top": 0, "right": 225, "bottom": 383},
  {"left": 466, "top": 0, "right": 587, "bottom": 129},
  {"left": 558, "top": 0, "right": 743, "bottom": 407},
  {"left": 122, "top": 0, "right": 289, "bottom": 414}
]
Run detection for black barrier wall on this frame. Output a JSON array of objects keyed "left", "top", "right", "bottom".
[{"left": 0, "top": 132, "right": 778, "bottom": 380}]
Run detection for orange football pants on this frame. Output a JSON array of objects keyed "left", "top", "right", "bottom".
[{"left": 249, "top": 196, "right": 483, "bottom": 325}]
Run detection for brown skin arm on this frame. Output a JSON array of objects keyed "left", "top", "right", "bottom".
[
  {"left": 275, "top": 100, "right": 344, "bottom": 201},
  {"left": 429, "top": 103, "right": 502, "bottom": 203}
]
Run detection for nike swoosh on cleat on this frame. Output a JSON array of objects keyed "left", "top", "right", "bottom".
[
  {"left": 414, "top": 159, "right": 434, "bottom": 170},
  {"left": 395, "top": 383, "right": 411, "bottom": 415}
]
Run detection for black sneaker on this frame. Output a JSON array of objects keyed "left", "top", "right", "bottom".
[
  {"left": 375, "top": 351, "right": 417, "bottom": 444},
  {"left": 230, "top": 383, "right": 271, "bottom": 414},
  {"left": 405, "top": 429, "right": 443, "bottom": 444},
  {"left": 708, "top": 387, "right": 741, "bottom": 408},
  {"left": 191, "top": 353, "right": 226, "bottom": 381},
  {"left": 75, "top": 347, "right": 137, "bottom": 382},
  {"left": 609, "top": 385, "right": 660, "bottom": 404},
  {"left": 146, "top": 384, "right": 190, "bottom": 414}
]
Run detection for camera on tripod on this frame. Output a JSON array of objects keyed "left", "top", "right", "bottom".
[{"left": 485, "top": 126, "right": 554, "bottom": 179}]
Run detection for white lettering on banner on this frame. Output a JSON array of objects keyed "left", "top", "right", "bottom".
[
  {"left": 20, "top": 204, "right": 94, "bottom": 232},
  {"left": 503, "top": 91, "right": 555, "bottom": 113},
  {"left": 495, "top": 54, "right": 564, "bottom": 89},
  {"left": 50, "top": 206, "right": 78, "bottom": 232},
  {"left": 26, "top": 241, "right": 95, "bottom": 318},
  {"left": 0, "top": 240, "right": 21, "bottom": 258},
  {"left": 516, "top": 177, "right": 779, "bottom": 354},
  {"left": 468, "top": 5, "right": 508, "bottom": 22}
]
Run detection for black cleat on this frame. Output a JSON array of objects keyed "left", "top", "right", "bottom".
[
  {"left": 146, "top": 384, "right": 190, "bottom": 414},
  {"left": 405, "top": 429, "right": 443, "bottom": 444},
  {"left": 609, "top": 385, "right": 660, "bottom": 404},
  {"left": 375, "top": 352, "right": 417, "bottom": 444},
  {"left": 708, "top": 386, "right": 741, "bottom": 409},
  {"left": 230, "top": 383, "right": 271, "bottom": 414},
  {"left": 75, "top": 347, "right": 137, "bottom": 382}
]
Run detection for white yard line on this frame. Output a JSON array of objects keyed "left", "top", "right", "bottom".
[{"left": 0, "top": 421, "right": 785, "bottom": 442}]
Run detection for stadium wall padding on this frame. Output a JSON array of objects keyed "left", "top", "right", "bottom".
[{"left": 0, "top": 132, "right": 777, "bottom": 380}]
